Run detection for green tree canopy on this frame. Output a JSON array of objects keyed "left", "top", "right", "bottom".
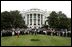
[
  {"left": 1, "top": 10, "right": 26, "bottom": 30},
  {"left": 47, "top": 11, "right": 71, "bottom": 31}
]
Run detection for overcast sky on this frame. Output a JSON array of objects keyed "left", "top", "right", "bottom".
[{"left": 1, "top": 1, "right": 71, "bottom": 18}]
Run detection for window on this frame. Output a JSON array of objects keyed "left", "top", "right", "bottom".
[
  {"left": 34, "top": 23, "right": 36, "bottom": 25},
  {"left": 30, "top": 24, "right": 32, "bottom": 25},
  {"left": 24, "top": 17, "right": 25, "bottom": 19},
  {"left": 30, "top": 19, "right": 32, "bottom": 25},
  {"left": 27, "top": 14, "right": 29, "bottom": 25},
  {"left": 34, "top": 13, "right": 36, "bottom": 19},
  {"left": 41, "top": 14, "right": 43, "bottom": 25},
  {"left": 41, "top": 14, "right": 43, "bottom": 18},
  {"left": 30, "top": 14, "right": 32, "bottom": 18},
  {"left": 38, "top": 24, "right": 40, "bottom": 25},
  {"left": 38, "top": 19, "right": 40, "bottom": 25},
  {"left": 27, "top": 14, "right": 29, "bottom": 18},
  {"left": 34, "top": 19, "right": 36, "bottom": 24},
  {"left": 38, "top": 14, "right": 40, "bottom": 19}
]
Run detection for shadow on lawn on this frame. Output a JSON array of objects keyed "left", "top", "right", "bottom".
[{"left": 30, "top": 39, "right": 40, "bottom": 41}]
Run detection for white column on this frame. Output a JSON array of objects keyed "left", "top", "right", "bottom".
[
  {"left": 32, "top": 14, "right": 33, "bottom": 26},
  {"left": 26, "top": 14, "right": 27, "bottom": 25},
  {"left": 43, "top": 15, "right": 45, "bottom": 25},
  {"left": 32, "top": 14, "right": 34, "bottom": 28},
  {"left": 36, "top": 14, "right": 38, "bottom": 27},
  {"left": 40, "top": 14, "right": 41, "bottom": 27},
  {"left": 29, "top": 14, "right": 30, "bottom": 27}
]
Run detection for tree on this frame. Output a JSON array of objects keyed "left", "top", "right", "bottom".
[
  {"left": 57, "top": 11, "right": 67, "bottom": 18},
  {"left": 9, "top": 10, "right": 25, "bottom": 28},
  {"left": 57, "top": 11, "right": 71, "bottom": 30},
  {"left": 1, "top": 10, "right": 26, "bottom": 30},
  {"left": 47, "top": 11, "right": 71, "bottom": 31},
  {"left": 48, "top": 11, "right": 58, "bottom": 28},
  {"left": 1, "top": 11, "right": 11, "bottom": 30}
]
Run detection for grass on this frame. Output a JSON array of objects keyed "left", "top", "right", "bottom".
[{"left": 1, "top": 34, "right": 71, "bottom": 46}]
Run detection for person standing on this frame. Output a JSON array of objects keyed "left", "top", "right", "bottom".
[
  {"left": 12, "top": 31, "right": 15, "bottom": 36},
  {"left": 31, "top": 29, "right": 34, "bottom": 35},
  {"left": 35, "top": 28, "right": 37, "bottom": 35},
  {"left": 17, "top": 28, "right": 20, "bottom": 38},
  {"left": 17, "top": 30, "right": 20, "bottom": 37},
  {"left": 12, "top": 28, "right": 15, "bottom": 36},
  {"left": 17, "top": 31, "right": 19, "bottom": 37},
  {"left": 1, "top": 30, "right": 2, "bottom": 37}
]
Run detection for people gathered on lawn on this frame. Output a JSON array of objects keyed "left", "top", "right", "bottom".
[{"left": 1, "top": 27, "right": 71, "bottom": 37}]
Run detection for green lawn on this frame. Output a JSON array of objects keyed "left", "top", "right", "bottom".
[{"left": 1, "top": 34, "right": 71, "bottom": 46}]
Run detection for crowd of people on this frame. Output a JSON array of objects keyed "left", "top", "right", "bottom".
[{"left": 1, "top": 27, "right": 71, "bottom": 37}]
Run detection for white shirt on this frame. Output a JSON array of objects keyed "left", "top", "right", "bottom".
[
  {"left": 35, "top": 29, "right": 36, "bottom": 31},
  {"left": 18, "top": 31, "right": 20, "bottom": 33},
  {"left": 12, "top": 32, "right": 15, "bottom": 35},
  {"left": 43, "top": 31, "right": 46, "bottom": 33},
  {"left": 1, "top": 32, "right": 2, "bottom": 36}
]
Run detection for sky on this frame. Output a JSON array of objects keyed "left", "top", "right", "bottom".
[{"left": 1, "top": 1, "right": 71, "bottom": 18}]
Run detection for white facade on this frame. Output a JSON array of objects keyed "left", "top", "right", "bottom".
[{"left": 21, "top": 8, "right": 50, "bottom": 28}]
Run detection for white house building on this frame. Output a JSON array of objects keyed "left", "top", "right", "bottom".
[{"left": 21, "top": 8, "right": 51, "bottom": 29}]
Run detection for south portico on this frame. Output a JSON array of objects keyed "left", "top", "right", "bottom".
[{"left": 21, "top": 8, "right": 50, "bottom": 29}]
